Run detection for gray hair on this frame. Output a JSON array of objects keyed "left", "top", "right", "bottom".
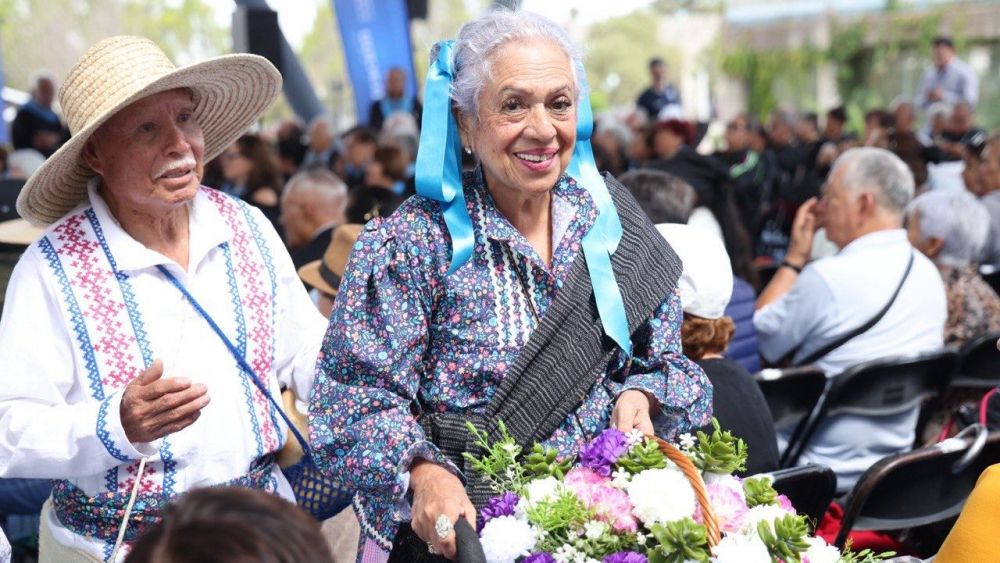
[
  {"left": 283, "top": 168, "right": 347, "bottom": 208},
  {"left": 618, "top": 169, "right": 696, "bottom": 224},
  {"left": 832, "top": 147, "right": 915, "bottom": 215},
  {"left": 907, "top": 189, "right": 991, "bottom": 266},
  {"left": 6, "top": 149, "right": 46, "bottom": 179},
  {"left": 447, "top": 9, "right": 587, "bottom": 122}
]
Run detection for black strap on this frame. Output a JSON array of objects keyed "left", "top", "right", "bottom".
[
  {"left": 795, "top": 251, "right": 915, "bottom": 366},
  {"left": 155, "top": 265, "right": 313, "bottom": 458},
  {"left": 418, "top": 175, "right": 683, "bottom": 506}
]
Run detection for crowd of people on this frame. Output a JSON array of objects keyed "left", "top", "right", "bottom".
[{"left": 0, "top": 10, "right": 997, "bottom": 563}]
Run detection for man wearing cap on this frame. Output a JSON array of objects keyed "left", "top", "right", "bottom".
[
  {"left": 915, "top": 36, "right": 979, "bottom": 110},
  {"left": 0, "top": 37, "right": 327, "bottom": 561}
]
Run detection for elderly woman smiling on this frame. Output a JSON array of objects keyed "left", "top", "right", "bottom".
[{"left": 310, "top": 10, "right": 710, "bottom": 563}]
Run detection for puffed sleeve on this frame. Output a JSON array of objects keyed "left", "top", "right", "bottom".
[
  {"left": 608, "top": 288, "right": 713, "bottom": 440},
  {"left": 308, "top": 216, "right": 460, "bottom": 524}
]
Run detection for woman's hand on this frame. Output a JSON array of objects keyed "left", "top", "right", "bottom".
[
  {"left": 612, "top": 389, "right": 655, "bottom": 436},
  {"left": 409, "top": 460, "right": 476, "bottom": 560}
]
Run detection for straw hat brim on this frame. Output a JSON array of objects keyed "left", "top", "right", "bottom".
[
  {"left": 16, "top": 53, "right": 282, "bottom": 226},
  {"left": 0, "top": 218, "right": 45, "bottom": 246},
  {"left": 297, "top": 260, "right": 338, "bottom": 298}
]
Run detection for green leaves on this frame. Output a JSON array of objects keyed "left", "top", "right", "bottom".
[
  {"left": 646, "top": 518, "right": 711, "bottom": 563},
  {"left": 757, "top": 514, "right": 810, "bottom": 563},
  {"left": 616, "top": 439, "right": 668, "bottom": 473},
  {"left": 692, "top": 418, "right": 748, "bottom": 475},
  {"left": 461, "top": 421, "right": 526, "bottom": 494},
  {"left": 524, "top": 443, "right": 574, "bottom": 480},
  {"left": 743, "top": 476, "right": 779, "bottom": 508},
  {"left": 525, "top": 491, "right": 594, "bottom": 553}
]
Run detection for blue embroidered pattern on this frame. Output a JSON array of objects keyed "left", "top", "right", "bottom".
[
  {"left": 221, "top": 240, "right": 264, "bottom": 458},
  {"left": 96, "top": 395, "right": 130, "bottom": 462},
  {"left": 37, "top": 237, "right": 104, "bottom": 402}
]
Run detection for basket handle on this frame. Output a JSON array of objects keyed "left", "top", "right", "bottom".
[{"left": 652, "top": 436, "right": 721, "bottom": 547}]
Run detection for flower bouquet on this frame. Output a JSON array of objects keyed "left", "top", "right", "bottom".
[{"left": 464, "top": 419, "right": 895, "bottom": 563}]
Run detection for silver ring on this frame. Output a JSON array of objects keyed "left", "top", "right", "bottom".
[
  {"left": 435, "top": 514, "right": 454, "bottom": 541},
  {"left": 427, "top": 541, "right": 437, "bottom": 554}
]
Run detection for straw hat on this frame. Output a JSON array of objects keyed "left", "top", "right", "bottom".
[
  {"left": 298, "top": 224, "right": 364, "bottom": 297},
  {"left": 0, "top": 218, "right": 44, "bottom": 246},
  {"left": 16, "top": 36, "right": 282, "bottom": 226}
]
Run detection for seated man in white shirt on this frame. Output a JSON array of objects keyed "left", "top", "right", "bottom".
[
  {"left": 754, "top": 147, "right": 947, "bottom": 492},
  {"left": 0, "top": 38, "right": 328, "bottom": 561}
]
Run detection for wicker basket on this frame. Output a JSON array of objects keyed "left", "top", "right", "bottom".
[{"left": 651, "top": 435, "right": 722, "bottom": 547}]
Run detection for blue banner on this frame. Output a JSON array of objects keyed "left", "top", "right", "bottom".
[{"left": 333, "top": 0, "right": 417, "bottom": 125}]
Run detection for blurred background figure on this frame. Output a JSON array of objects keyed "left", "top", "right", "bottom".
[
  {"left": 4, "top": 149, "right": 45, "bottom": 180},
  {"left": 280, "top": 168, "right": 348, "bottom": 272},
  {"left": 915, "top": 35, "right": 978, "bottom": 110},
  {"left": 906, "top": 189, "right": 1000, "bottom": 347},
  {"left": 275, "top": 119, "right": 308, "bottom": 181},
  {"left": 11, "top": 73, "right": 66, "bottom": 158},
  {"left": 658, "top": 223, "right": 778, "bottom": 475},
  {"left": 335, "top": 126, "right": 377, "bottom": 190},
  {"left": 125, "top": 487, "right": 335, "bottom": 563},
  {"left": 345, "top": 145, "right": 408, "bottom": 224},
  {"left": 297, "top": 224, "right": 363, "bottom": 318},
  {"left": 302, "top": 115, "right": 338, "bottom": 171},
  {"left": 636, "top": 57, "right": 681, "bottom": 122},
  {"left": 367, "top": 67, "right": 422, "bottom": 132},
  {"left": 219, "top": 134, "right": 285, "bottom": 231}
]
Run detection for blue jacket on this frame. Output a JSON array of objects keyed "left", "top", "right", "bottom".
[{"left": 724, "top": 277, "right": 760, "bottom": 373}]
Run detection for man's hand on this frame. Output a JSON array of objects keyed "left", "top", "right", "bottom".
[
  {"left": 410, "top": 461, "right": 476, "bottom": 560},
  {"left": 612, "top": 389, "right": 655, "bottom": 436},
  {"left": 120, "top": 359, "right": 209, "bottom": 444},
  {"left": 786, "top": 197, "right": 819, "bottom": 268}
]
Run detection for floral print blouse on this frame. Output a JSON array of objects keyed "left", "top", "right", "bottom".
[{"left": 309, "top": 171, "right": 711, "bottom": 555}]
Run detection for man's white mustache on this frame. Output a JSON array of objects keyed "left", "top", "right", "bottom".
[{"left": 155, "top": 157, "right": 197, "bottom": 179}]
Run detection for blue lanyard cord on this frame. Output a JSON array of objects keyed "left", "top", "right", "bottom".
[{"left": 155, "top": 265, "right": 312, "bottom": 456}]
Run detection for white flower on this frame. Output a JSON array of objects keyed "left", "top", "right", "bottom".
[
  {"left": 611, "top": 467, "right": 632, "bottom": 489},
  {"left": 678, "top": 432, "right": 696, "bottom": 450},
  {"left": 502, "top": 442, "right": 519, "bottom": 454},
  {"left": 626, "top": 467, "right": 696, "bottom": 524},
  {"left": 479, "top": 515, "right": 537, "bottom": 563},
  {"left": 635, "top": 532, "right": 646, "bottom": 544},
  {"left": 554, "top": 544, "right": 578, "bottom": 563},
  {"left": 583, "top": 520, "right": 608, "bottom": 540},
  {"left": 801, "top": 536, "right": 841, "bottom": 563},
  {"left": 740, "top": 504, "right": 797, "bottom": 536},
  {"left": 711, "top": 533, "right": 771, "bottom": 563},
  {"left": 626, "top": 429, "right": 645, "bottom": 447},
  {"left": 523, "top": 476, "right": 563, "bottom": 508}
]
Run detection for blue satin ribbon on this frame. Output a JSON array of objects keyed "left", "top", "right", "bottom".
[
  {"left": 415, "top": 41, "right": 632, "bottom": 356},
  {"left": 415, "top": 40, "right": 474, "bottom": 274},
  {"left": 566, "top": 90, "right": 633, "bottom": 357}
]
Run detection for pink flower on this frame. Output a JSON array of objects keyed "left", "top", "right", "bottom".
[
  {"left": 694, "top": 475, "right": 749, "bottom": 534},
  {"left": 564, "top": 468, "right": 638, "bottom": 533},
  {"left": 777, "top": 494, "right": 795, "bottom": 513}
]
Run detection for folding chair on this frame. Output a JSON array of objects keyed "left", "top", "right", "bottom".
[
  {"left": 754, "top": 366, "right": 827, "bottom": 463},
  {"left": 952, "top": 330, "right": 1000, "bottom": 390},
  {"left": 834, "top": 428, "right": 1000, "bottom": 554},
  {"left": 762, "top": 464, "right": 837, "bottom": 526},
  {"left": 781, "top": 350, "right": 958, "bottom": 469}
]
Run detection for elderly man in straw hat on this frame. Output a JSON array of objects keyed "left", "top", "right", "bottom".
[{"left": 0, "top": 37, "right": 328, "bottom": 561}]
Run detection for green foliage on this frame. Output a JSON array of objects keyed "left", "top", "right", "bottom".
[
  {"left": 526, "top": 491, "right": 594, "bottom": 553},
  {"left": 742, "top": 476, "right": 779, "bottom": 508},
  {"left": 720, "top": 47, "right": 823, "bottom": 120},
  {"left": 840, "top": 540, "right": 897, "bottom": 562},
  {"left": 691, "top": 418, "right": 748, "bottom": 474},
  {"left": 524, "top": 443, "right": 574, "bottom": 480},
  {"left": 461, "top": 421, "right": 526, "bottom": 494},
  {"left": 584, "top": 9, "right": 682, "bottom": 109},
  {"left": 615, "top": 439, "right": 668, "bottom": 474},
  {"left": 646, "top": 518, "right": 711, "bottom": 563},
  {"left": 757, "top": 514, "right": 811, "bottom": 563}
]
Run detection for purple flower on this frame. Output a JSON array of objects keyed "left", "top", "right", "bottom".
[
  {"left": 521, "top": 554, "right": 557, "bottom": 563},
  {"left": 580, "top": 428, "right": 629, "bottom": 476},
  {"left": 477, "top": 491, "right": 520, "bottom": 531},
  {"left": 603, "top": 552, "right": 648, "bottom": 563}
]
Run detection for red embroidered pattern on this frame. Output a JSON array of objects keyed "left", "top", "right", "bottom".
[{"left": 204, "top": 189, "right": 279, "bottom": 451}]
